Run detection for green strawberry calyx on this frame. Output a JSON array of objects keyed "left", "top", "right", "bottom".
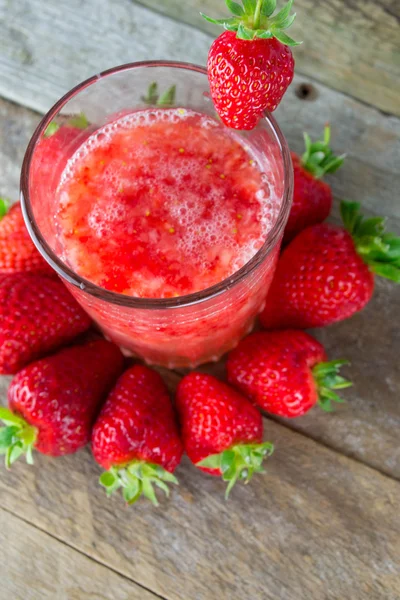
[
  {"left": 312, "top": 360, "right": 352, "bottom": 413},
  {"left": 0, "top": 408, "right": 37, "bottom": 468},
  {"left": 44, "top": 112, "right": 90, "bottom": 138},
  {"left": 302, "top": 125, "right": 346, "bottom": 179},
  {"left": 0, "top": 197, "right": 10, "bottom": 219},
  {"left": 141, "top": 82, "right": 176, "bottom": 107},
  {"left": 99, "top": 460, "right": 179, "bottom": 506},
  {"left": 341, "top": 200, "right": 400, "bottom": 283},
  {"left": 202, "top": 0, "right": 300, "bottom": 45},
  {"left": 197, "top": 441, "right": 274, "bottom": 499}
]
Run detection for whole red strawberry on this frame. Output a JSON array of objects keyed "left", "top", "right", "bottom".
[
  {"left": 92, "top": 365, "right": 183, "bottom": 506},
  {"left": 227, "top": 330, "right": 351, "bottom": 417},
  {"left": 203, "top": 0, "right": 298, "bottom": 129},
  {"left": 0, "top": 340, "right": 124, "bottom": 467},
  {"left": 260, "top": 201, "right": 400, "bottom": 329},
  {"left": 285, "top": 126, "right": 345, "bottom": 242},
  {"left": 0, "top": 202, "right": 54, "bottom": 276},
  {"left": 176, "top": 372, "right": 273, "bottom": 498},
  {"left": 0, "top": 274, "right": 91, "bottom": 374}
]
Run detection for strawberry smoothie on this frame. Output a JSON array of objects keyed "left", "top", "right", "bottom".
[
  {"left": 23, "top": 59, "right": 293, "bottom": 371},
  {"left": 56, "top": 108, "right": 279, "bottom": 298},
  {"left": 46, "top": 106, "right": 285, "bottom": 367}
]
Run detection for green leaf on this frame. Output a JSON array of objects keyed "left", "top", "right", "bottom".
[
  {"left": 6, "top": 442, "right": 24, "bottom": 468},
  {"left": 197, "top": 454, "right": 222, "bottom": 469},
  {"left": 0, "top": 407, "right": 25, "bottom": 427},
  {"left": 158, "top": 85, "right": 176, "bottom": 107},
  {"left": 341, "top": 201, "right": 400, "bottom": 280},
  {"left": 199, "top": 442, "right": 273, "bottom": 499},
  {"left": 369, "top": 262, "right": 400, "bottom": 283},
  {"left": 99, "top": 471, "right": 118, "bottom": 488},
  {"left": 0, "top": 426, "right": 19, "bottom": 449},
  {"left": 340, "top": 201, "right": 361, "bottom": 233},
  {"left": 122, "top": 478, "right": 141, "bottom": 504},
  {"left": 301, "top": 127, "right": 345, "bottom": 178},
  {"left": 221, "top": 450, "right": 236, "bottom": 473},
  {"left": 270, "top": 0, "right": 293, "bottom": 24},
  {"left": 261, "top": 0, "right": 277, "bottom": 16},
  {"left": 313, "top": 359, "right": 351, "bottom": 413},
  {"left": 323, "top": 155, "right": 346, "bottom": 174},
  {"left": 225, "top": 0, "right": 245, "bottom": 16},
  {"left": 237, "top": 22, "right": 255, "bottom": 39},
  {"left": 68, "top": 112, "right": 89, "bottom": 129},
  {"left": 142, "top": 479, "right": 159, "bottom": 507},
  {"left": 153, "top": 479, "right": 170, "bottom": 497},
  {"left": 273, "top": 29, "right": 300, "bottom": 46},
  {"left": 141, "top": 82, "right": 159, "bottom": 104},
  {"left": 256, "top": 29, "right": 274, "bottom": 38},
  {"left": 0, "top": 197, "right": 10, "bottom": 218},
  {"left": 242, "top": 0, "right": 257, "bottom": 12},
  {"left": 225, "top": 472, "right": 240, "bottom": 500},
  {"left": 25, "top": 444, "right": 34, "bottom": 465},
  {"left": 44, "top": 121, "right": 60, "bottom": 138},
  {"left": 200, "top": 13, "right": 239, "bottom": 27}
]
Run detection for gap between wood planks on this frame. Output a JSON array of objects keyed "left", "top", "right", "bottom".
[{"left": 0, "top": 503, "right": 168, "bottom": 600}]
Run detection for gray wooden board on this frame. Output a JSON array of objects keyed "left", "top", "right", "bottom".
[
  {"left": 0, "top": 369, "right": 399, "bottom": 600},
  {"left": 0, "top": 505, "right": 160, "bottom": 600}
]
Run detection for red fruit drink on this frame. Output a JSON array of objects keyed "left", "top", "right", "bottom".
[{"left": 23, "top": 65, "right": 292, "bottom": 369}]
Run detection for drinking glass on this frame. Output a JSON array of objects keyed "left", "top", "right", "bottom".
[{"left": 21, "top": 61, "right": 293, "bottom": 368}]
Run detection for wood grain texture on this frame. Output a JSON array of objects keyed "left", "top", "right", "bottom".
[
  {"left": 0, "top": 369, "right": 399, "bottom": 600},
  {"left": 134, "top": 0, "right": 400, "bottom": 117},
  {"left": 0, "top": 506, "right": 160, "bottom": 600},
  {"left": 0, "top": 90, "right": 399, "bottom": 480}
]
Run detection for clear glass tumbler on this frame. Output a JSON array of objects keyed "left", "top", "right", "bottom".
[{"left": 21, "top": 61, "right": 293, "bottom": 368}]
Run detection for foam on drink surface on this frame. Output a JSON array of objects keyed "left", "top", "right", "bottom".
[{"left": 55, "top": 108, "right": 281, "bottom": 298}]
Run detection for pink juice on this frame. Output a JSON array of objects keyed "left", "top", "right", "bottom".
[{"left": 49, "top": 108, "right": 284, "bottom": 367}]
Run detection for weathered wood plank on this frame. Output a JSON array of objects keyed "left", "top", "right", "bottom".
[
  {"left": 1, "top": 90, "right": 399, "bottom": 480},
  {"left": 134, "top": 0, "right": 400, "bottom": 117},
  {"left": 0, "top": 505, "right": 160, "bottom": 599},
  {"left": 0, "top": 369, "right": 399, "bottom": 600},
  {"left": 0, "top": 0, "right": 211, "bottom": 113}
]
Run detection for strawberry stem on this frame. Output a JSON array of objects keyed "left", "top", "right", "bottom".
[
  {"left": 340, "top": 201, "right": 400, "bottom": 283},
  {"left": 197, "top": 441, "right": 274, "bottom": 499},
  {"left": 99, "top": 460, "right": 179, "bottom": 506},
  {"left": 312, "top": 360, "right": 352, "bottom": 412},
  {"left": 254, "top": 0, "right": 263, "bottom": 28},
  {"left": 0, "top": 407, "right": 37, "bottom": 468}
]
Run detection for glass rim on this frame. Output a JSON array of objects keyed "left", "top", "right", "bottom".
[{"left": 20, "top": 60, "right": 293, "bottom": 310}]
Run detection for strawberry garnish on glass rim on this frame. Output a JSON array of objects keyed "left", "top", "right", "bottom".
[{"left": 203, "top": 0, "right": 300, "bottom": 129}]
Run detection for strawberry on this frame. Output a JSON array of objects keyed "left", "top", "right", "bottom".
[
  {"left": 285, "top": 126, "right": 345, "bottom": 242},
  {"left": 260, "top": 201, "right": 400, "bottom": 329},
  {"left": 92, "top": 365, "right": 183, "bottom": 506},
  {"left": 203, "top": 0, "right": 298, "bottom": 130},
  {"left": 0, "top": 202, "right": 54, "bottom": 276},
  {"left": 0, "top": 274, "right": 91, "bottom": 374},
  {"left": 176, "top": 372, "right": 273, "bottom": 498},
  {"left": 30, "top": 116, "right": 89, "bottom": 198},
  {"left": 0, "top": 340, "right": 124, "bottom": 466},
  {"left": 227, "top": 330, "right": 351, "bottom": 417}
]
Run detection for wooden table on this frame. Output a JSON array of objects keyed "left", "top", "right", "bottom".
[{"left": 0, "top": 1, "right": 399, "bottom": 598}]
